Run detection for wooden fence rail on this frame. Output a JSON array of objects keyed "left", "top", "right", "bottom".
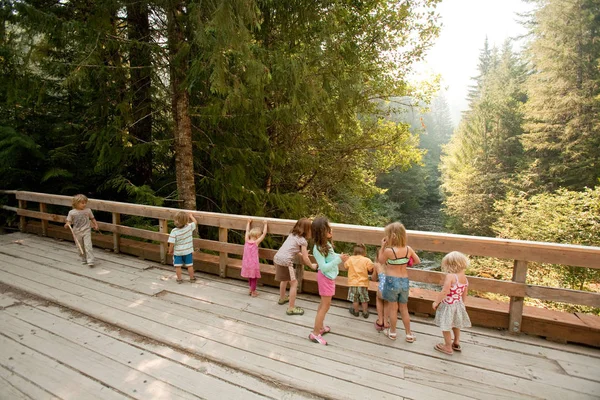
[{"left": 1, "top": 190, "right": 599, "bottom": 345}]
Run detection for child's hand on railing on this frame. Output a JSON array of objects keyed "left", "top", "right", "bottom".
[{"left": 311, "top": 263, "right": 318, "bottom": 271}]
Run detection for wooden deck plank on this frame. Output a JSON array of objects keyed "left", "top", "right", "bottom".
[
  {"left": 0, "top": 264, "right": 433, "bottom": 399},
  {"left": 0, "top": 256, "right": 580, "bottom": 400},
  {"left": 0, "top": 366, "right": 61, "bottom": 400},
  {"left": 9, "top": 300, "right": 319, "bottom": 400},
  {"left": 1, "top": 233, "right": 599, "bottom": 400},
  {"left": 556, "top": 359, "right": 600, "bottom": 383},
  {"left": 0, "top": 373, "right": 36, "bottom": 400},
  {"left": 0, "top": 312, "right": 204, "bottom": 400},
  {"left": 0, "top": 336, "right": 127, "bottom": 400},
  {"left": 1, "top": 305, "right": 269, "bottom": 400},
  {"left": 0, "top": 293, "right": 19, "bottom": 309}
]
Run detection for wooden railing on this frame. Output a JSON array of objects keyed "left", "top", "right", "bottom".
[{"left": 2, "top": 190, "right": 599, "bottom": 342}]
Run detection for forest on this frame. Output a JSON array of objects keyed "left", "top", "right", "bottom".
[{"left": 0, "top": 0, "right": 598, "bottom": 310}]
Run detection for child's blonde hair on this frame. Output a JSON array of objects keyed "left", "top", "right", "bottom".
[
  {"left": 384, "top": 222, "right": 407, "bottom": 248},
  {"left": 174, "top": 211, "right": 189, "bottom": 229},
  {"left": 441, "top": 251, "right": 469, "bottom": 274},
  {"left": 353, "top": 243, "right": 366, "bottom": 256},
  {"left": 72, "top": 194, "right": 88, "bottom": 208},
  {"left": 248, "top": 227, "right": 262, "bottom": 240}
]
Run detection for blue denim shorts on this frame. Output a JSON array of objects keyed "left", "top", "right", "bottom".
[
  {"left": 382, "top": 276, "right": 410, "bottom": 304},
  {"left": 173, "top": 253, "right": 193, "bottom": 266}
]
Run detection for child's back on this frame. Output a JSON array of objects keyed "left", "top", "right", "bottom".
[{"left": 346, "top": 255, "right": 373, "bottom": 287}]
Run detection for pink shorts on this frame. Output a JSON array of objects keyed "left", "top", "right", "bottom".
[{"left": 317, "top": 270, "right": 336, "bottom": 297}]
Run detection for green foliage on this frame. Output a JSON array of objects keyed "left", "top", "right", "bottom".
[
  {"left": 519, "top": 0, "right": 600, "bottom": 193},
  {"left": 493, "top": 187, "right": 600, "bottom": 291},
  {"left": 440, "top": 41, "right": 526, "bottom": 236}
]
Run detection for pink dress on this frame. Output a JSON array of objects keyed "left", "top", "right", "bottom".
[{"left": 241, "top": 241, "right": 261, "bottom": 279}]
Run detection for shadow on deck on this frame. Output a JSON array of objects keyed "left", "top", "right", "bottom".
[{"left": 1, "top": 232, "right": 599, "bottom": 400}]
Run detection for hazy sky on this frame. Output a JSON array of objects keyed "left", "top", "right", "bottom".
[{"left": 413, "top": 0, "right": 534, "bottom": 125}]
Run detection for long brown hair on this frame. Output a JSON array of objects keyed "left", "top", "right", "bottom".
[
  {"left": 312, "top": 217, "right": 331, "bottom": 257},
  {"left": 291, "top": 218, "right": 312, "bottom": 238}
]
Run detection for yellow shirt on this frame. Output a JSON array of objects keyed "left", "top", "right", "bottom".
[{"left": 346, "top": 255, "right": 374, "bottom": 287}]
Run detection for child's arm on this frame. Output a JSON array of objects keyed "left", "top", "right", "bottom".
[
  {"left": 245, "top": 219, "right": 252, "bottom": 241},
  {"left": 90, "top": 217, "right": 99, "bottom": 231},
  {"left": 408, "top": 246, "right": 421, "bottom": 266},
  {"left": 256, "top": 221, "right": 268, "bottom": 244},
  {"left": 313, "top": 246, "right": 343, "bottom": 271},
  {"left": 300, "top": 245, "right": 317, "bottom": 270},
  {"left": 168, "top": 243, "right": 174, "bottom": 255},
  {"left": 64, "top": 211, "right": 72, "bottom": 228},
  {"left": 432, "top": 274, "right": 453, "bottom": 310},
  {"left": 189, "top": 213, "right": 197, "bottom": 225}
]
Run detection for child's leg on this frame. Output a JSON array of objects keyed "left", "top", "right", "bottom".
[
  {"left": 361, "top": 301, "right": 369, "bottom": 313},
  {"left": 441, "top": 330, "right": 453, "bottom": 351},
  {"left": 175, "top": 267, "right": 183, "bottom": 281},
  {"left": 312, "top": 296, "right": 332, "bottom": 335},
  {"left": 187, "top": 266, "right": 195, "bottom": 279},
  {"left": 82, "top": 232, "right": 94, "bottom": 264},
  {"left": 249, "top": 278, "right": 257, "bottom": 292},
  {"left": 376, "top": 295, "right": 386, "bottom": 326},
  {"left": 288, "top": 279, "right": 298, "bottom": 309},
  {"left": 279, "top": 280, "right": 288, "bottom": 300},
  {"left": 387, "top": 301, "right": 399, "bottom": 333},
  {"left": 353, "top": 301, "right": 360, "bottom": 313},
  {"left": 452, "top": 327, "right": 461, "bottom": 346},
  {"left": 398, "top": 302, "right": 412, "bottom": 336}
]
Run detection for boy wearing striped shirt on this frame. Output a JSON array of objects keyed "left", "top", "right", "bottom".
[{"left": 168, "top": 211, "right": 198, "bottom": 283}]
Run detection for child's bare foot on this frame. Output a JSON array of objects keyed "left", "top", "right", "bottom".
[{"left": 251, "top": 291, "right": 258, "bottom": 297}]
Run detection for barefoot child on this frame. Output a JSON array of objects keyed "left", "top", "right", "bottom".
[
  {"left": 433, "top": 251, "right": 472, "bottom": 355},
  {"left": 167, "top": 211, "right": 198, "bottom": 283},
  {"left": 64, "top": 194, "right": 99, "bottom": 267},
  {"left": 273, "top": 218, "right": 317, "bottom": 315},
  {"left": 378, "top": 222, "right": 420, "bottom": 342},
  {"left": 242, "top": 219, "right": 268, "bottom": 297},
  {"left": 346, "top": 244, "right": 374, "bottom": 318},
  {"left": 308, "top": 217, "right": 348, "bottom": 345}
]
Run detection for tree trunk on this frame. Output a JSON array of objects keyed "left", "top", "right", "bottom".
[
  {"left": 127, "top": 0, "right": 153, "bottom": 185},
  {"left": 167, "top": 1, "right": 196, "bottom": 210}
]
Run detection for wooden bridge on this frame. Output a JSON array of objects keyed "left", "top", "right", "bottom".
[{"left": 1, "top": 190, "right": 599, "bottom": 399}]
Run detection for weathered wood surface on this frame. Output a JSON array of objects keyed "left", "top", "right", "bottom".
[
  {"left": 0, "top": 233, "right": 599, "bottom": 400},
  {"left": 10, "top": 190, "right": 600, "bottom": 268}
]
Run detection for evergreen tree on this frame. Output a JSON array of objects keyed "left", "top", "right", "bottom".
[
  {"left": 520, "top": 0, "right": 600, "bottom": 192},
  {"left": 441, "top": 41, "right": 526, "bottom": 235}
]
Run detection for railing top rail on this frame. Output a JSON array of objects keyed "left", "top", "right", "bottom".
[{"left": 5, "top": 190, "right": 600, "bottom": 268}]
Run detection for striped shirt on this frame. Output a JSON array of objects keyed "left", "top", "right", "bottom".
[{"left": 168, "top": 222, "right": 196, "bottom": 256}]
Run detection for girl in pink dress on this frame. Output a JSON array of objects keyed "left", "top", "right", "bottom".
[{"left": 242, "top": 219, "right": 268, "bottom": 297}]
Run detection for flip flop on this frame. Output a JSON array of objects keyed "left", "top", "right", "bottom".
[
  {"left": 452, "top": 343, "right": 462, "bottom": 352},
  {"left": 374, "top": 320, "right": 385, "bottom": 331},
  {"left": 434, "top": 343, "right": 453, "bottom": 355}
]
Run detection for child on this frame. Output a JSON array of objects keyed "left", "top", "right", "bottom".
[
  {"left": 273, "top": 218, "right": 317, "bottom": 315},
  {"left": 242, "top": 219, "right": 268, "bottom": 297},
  {"left": 378, "top": 222, "right": 420, "bottom": 342},
  {"left": 372, "top": 259, "right": 388, "bottom": 331},
  {"left": 64, "top": 194, "right": 99, "bottom": 267},
  {"left": 432, "top": 251, "right": 472, "bottom": 355},
  {"left": 167, "top": 211, "right": 198, "bottom": 284},
  {"left": 346, "top": 244, "right": 374, "bottom": 318},
  {"left": 308, "top": 217, "right": 348, "bottom": 345}
]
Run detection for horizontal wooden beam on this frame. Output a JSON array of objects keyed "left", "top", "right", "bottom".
[{"left": 13, "top": 191, "right": 600, "bottom": 268}]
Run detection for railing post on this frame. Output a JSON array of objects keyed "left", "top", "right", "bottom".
[
  {"left": 219, "top": 227, "right": 228, "bottom": 278},
  {"left": 509, "top": 260, "right": 528, "bottom": 334},
  {"left": 39, "top": 203, "right": 48, "bottom": 236},
  {"left": 159, "top": 219, "right": 168, "bottom": 264},
  {"left": 297, "top": 263, "right": 304, "bottom": 294},
  {"left": 112, "top": 212, "right": 121, "bottom": 253},
  {"left": 18, "top": 200, "right": 26, "bottom": 232}
]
